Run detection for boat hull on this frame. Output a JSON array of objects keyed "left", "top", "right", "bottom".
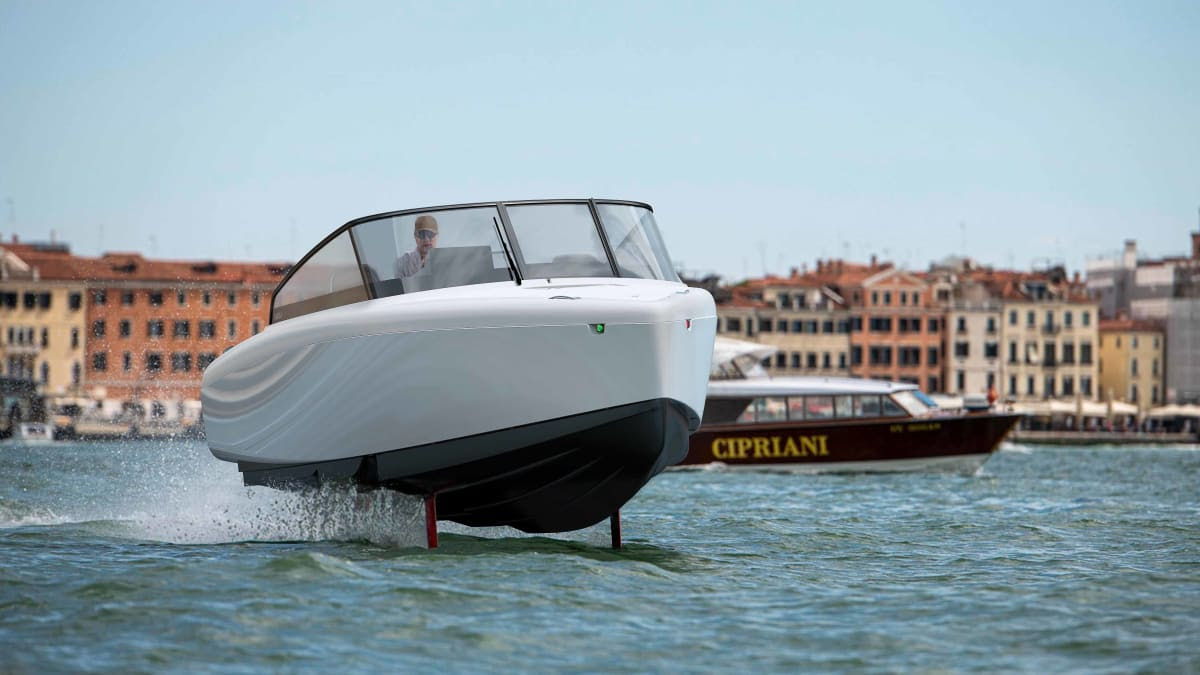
[
  {"left": 239, "top": 398, "right": 692, "bottom": 532},
  {"left": 677, "top": 413, "right": 1021, "bottom": 474}
]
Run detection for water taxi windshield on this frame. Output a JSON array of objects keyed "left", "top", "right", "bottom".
[{"left": 270, "top": 200, "right": 676, "bottom": 323}]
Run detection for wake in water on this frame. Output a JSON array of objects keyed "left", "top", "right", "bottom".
[{"left": 0, "top": 439, "right": 430, "bottom": 547}]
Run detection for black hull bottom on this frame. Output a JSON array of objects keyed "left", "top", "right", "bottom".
[{"left": 238, "top": 399, "right": 695, "bottom": 533}]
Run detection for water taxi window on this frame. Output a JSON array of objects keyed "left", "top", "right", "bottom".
[
  {"left": 859, "top": 395, "right": 882, "bottom": 417},
  {"left": 882, "top": 396, "right": 908, "bottom": 417},
  {"left": 272, "top": 231, "right": 367, "bottom": 322},
  {"left": 735, "top": 402, "right": 757, "bottom": 424},
  {"left": 834, "top": 395, "right": 856, "bottom": 418},
  {"left": 806, "top": 396, "right": 835, "bottom": 419},
  {"left": 350, "top": 206, "right": 512, "bottom": 298},
  {"left": 595, "top": 203, "right": 677, "bottom": 281},
  {"left": 787, "top": 396, "right": 806, "bottom": 420},
  {"left": 760, "top": 397, "right": 787, "bottom": 422},
  {"left": 506, "top": 203, "right": 612, "bottom": 278}
]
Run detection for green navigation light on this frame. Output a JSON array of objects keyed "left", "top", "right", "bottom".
[{"left": 592, "top": 323, "right": 605, "bottom": 334}]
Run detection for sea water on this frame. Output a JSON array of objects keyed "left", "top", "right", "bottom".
[{"left": 1, "top": 439, "right": 1198, "bottom": 672}]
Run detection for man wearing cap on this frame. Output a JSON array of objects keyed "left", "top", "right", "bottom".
[{"left": 396, "top": 214, "right": 439, "bottom": 278}]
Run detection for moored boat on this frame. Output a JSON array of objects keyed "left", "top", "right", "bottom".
[
  {"left": 202, "top": 199, "right": 716, "bottom": 535},
  {"left": 675, "top": 338, "right": 1019, "bottom": 473}
]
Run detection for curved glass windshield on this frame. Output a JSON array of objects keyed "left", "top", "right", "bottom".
[
  {"left": 350, "top": 206, "right": 512, "bottom": 298},
  {"left": 596, "top": 203, "right": 677, "bottom": 281},
  {"left": 270, "top": 199, "right": 680, "bottom": 323},
  {"left": 272, "top": 231, "right": 368, "bottom": 322},
  {"left": 505, "top": 203, "right": 613, "bottom": 278}
]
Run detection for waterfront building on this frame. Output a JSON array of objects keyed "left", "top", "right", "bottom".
[
  {"left": 715, "top": 264, "right": 852, "bottom": 378},
  {"left": 1, "top": 240, "right": 87, "bottom": 395},
  {"left": 1098, "top": 319, "right": 1166, "bottom": 410},
  {"left": 926, "top": 260, "right": 1003, "bottom": 397},
  {"left": 996, "top": 268, "right": 1099, "bottom": 401},
  {"left": 846, "top": 260, "right": 943, "bottom": 391},
  {"left": 0, "top": 237, "right": 288, "bottom": 413},
  {"left": 1086, "top": 231, "right": 1200, "bottom": 403}
]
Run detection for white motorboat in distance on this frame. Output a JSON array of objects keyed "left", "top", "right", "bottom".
[{"left": 202, "top": 199, "right": 716, "bottom": 534}]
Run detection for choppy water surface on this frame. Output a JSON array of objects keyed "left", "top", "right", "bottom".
[{"left": 2, "top": 439, "right": 1198, "bottom": 672}]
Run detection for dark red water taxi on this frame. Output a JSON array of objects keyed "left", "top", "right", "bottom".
[{"left": 675, "top": 339, "right": 1020, "bottom": 473}]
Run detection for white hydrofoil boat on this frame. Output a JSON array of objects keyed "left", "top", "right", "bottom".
[{"left": 202, "top": 199, "right": 716, "bottom": 534}]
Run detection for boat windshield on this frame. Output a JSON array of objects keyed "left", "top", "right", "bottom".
[
  {"left": 891, "top": 390, "right": 934, "bottom": 417},
  {"left": 271, "top": 199, "right": 677, "bottom": 322}
]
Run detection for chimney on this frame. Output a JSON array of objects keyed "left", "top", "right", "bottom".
[
  {"left": 816, "top": 260, "right": 824, "bottom": 273},
  {"left": 870, "top": 254, "right": 877, "bottom": 268},
  {"left": 1123, "top": 239, "right": 1137, "bottom": 268},
  {"left": 1192, "top": 232, "right": 1200, "bottom": 260},
  {"left": 790, "top": 266, "right": 799, "bottom": 278}
]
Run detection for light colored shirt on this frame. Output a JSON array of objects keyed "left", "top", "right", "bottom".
[{"left": 395, "top": 250, "right": 427, "bottom": 278}]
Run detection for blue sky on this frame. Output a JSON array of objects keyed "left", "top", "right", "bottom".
[{"left": 1, "top": 0, "right": 1197, "bottom": 281}]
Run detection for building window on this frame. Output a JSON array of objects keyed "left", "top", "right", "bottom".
[
  {"left": 1152, "top": 386, "right": 1159, "bottom": 404},
  {"left": 121, "top": 291, "right": 134, "bottom": 306},
  {"left": 199, "top": 320, "right": 216, "bottom": 338},
  {"left": 22, "top": 293, "right": 35, "bottom": 309},
  {"left": 93, "top": 289, "right": 107, "bottom": 305},
  {"left": 1008, "top": 310, "right": 1016, "bottom": 325},
  {"left": 1082, "top": 311, "right": 1090, "bottom": 326},
  {"left": 1080, "top": 342, "right": 1093, "bottom": 365},
  {"left": 884, "top": 291, "right": 892, "bottom": 305},
  {"left": 173, "top": 320, "right": 191, "bottom": 338},
  {"left": 149, "top": 291, "right": 163, "bottom": 306},
  {"left": 927, "top": 347, "right": 939, "bottom": 366},
  {"left": 123, "top": 352, "right": 132, "bottom": 372},
  {"left": 1131, "top": 383, "right": 1139, "bottom": 402},
  {"left": 92, "top": 320, "right": 106, "bottom": 338},
  {"left": 956, "top": 317, "right": 967, "bottom": 333},
  {"left": 71, "top": 361, "right": 80, "bottom": 385},
  {"left": 898, "top": 347, "right": 920, "bottom": 366},
  {"left": 252, "top": 291, "right": 261, "bottom": 306},
  {"left": 198, "top": 352, "right": 218, "bottom": 370},
  {"left": 1009, "top": 375, "right": 1017, "bottom": 395},
  {"left": 69, "top": 292, "right": 82, "bottom": 310},
  {"left": 1082, "top": 376, "right": 1093, "bottom": 396},
  {"left": 900, "top": 291, "right": 908, "bottom": 306},
  {"left": 984, "top": 342, "right": 998, "bottom": 359},
  {"left": 928, "top": 376, "right": 939, "bottom": 393},
  {"left": 1027, "top": 376, "right": 1035, "bottom": 395},
  {"left": 252, "top": 320, "right": 260, "bottom": 335},
  {"left": 177, "top": 290, "right": 186, "bottom": 305},
  {"left": 869, "top": 346, "right": 892, "bottom": 365},
  {"left": 1064, "top": 311, "right": 1072, "bottom": 327},
  {"left": 954, "top": 342, "right": 969, "bottom": 358},
  {"left": 807, "top": 352, "right": 818, "bottom": 369},
  {"left": 758, "top": 318, "right": 773, "bottom": 333},
  {"left": 1026, "top": 311, "right": 1034, "bottom": 326},
  {"left": 147, "top": 320, "right": 164, "bottom": 338},
  {"left": 1044, "top": 376, "right": 1056, "bottom": 398},
  {"left": 1152, "top": 358, "right": 1159, "bottom": 376},
  {"left": 1008, "top": 341, "right": 1017, "bottom": 363},
  {"left": 1131, "top": 358, "right": 1138, "bottom": 376},
  {"left": 870, "top": 317, "right": 892, "bottom": 332},
  {"left": 92, "top": 352, "right": 107, "bottom": 371},
  {"left": 871, "top": 291, "right": 878, "bottom": 305},
  {"left": 851, "top": 346, "right": 862, "bottom": 366},
  {"left": 986, "top": 317, "right": 996, "bottom": 334},
  {"left": 1132, "top": 335, "right": 1139, "bottom": 349},
  {"left": 145, "top": 353, "right": 163, "bottom": 372},
  {"left": 40, "top": 327, "right": 48, "bottom": 348},
  {"left": 1062, "top": 376, "right": 1074, "bottom": 396},
  {"left": 791, "top": 352, "right": 801, "bottom": 369},
  {"left": 119, "top": 320, "right": 131, "bottom": 338},
  {"left": 228, "top": 292, "right": 237, "bottom": 306},
  {"left": 927, "top": 318, "right": 939, "bottom": 333},
  {"left": 203, "top": 291, "right": 212, "bottom": 306},
  {"left": 822, "top": 352, "right": 831, "bottom": 369},
  {"left": 777, "top": 319, "right": 788, "bottom": 333},
  {"left": 956, "top": 371, "right": 965, "bottom": 392},
  {"left": 71, "top": 327, "right": 79, "bottom": 349},
  {"left": 171, "top": 352, "right": 192, "bottom": 372}
]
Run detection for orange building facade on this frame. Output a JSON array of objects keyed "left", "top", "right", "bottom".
[{"left": 1, "top": 239, "right": 288, "bottom": 407}]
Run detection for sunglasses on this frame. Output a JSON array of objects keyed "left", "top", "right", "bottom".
[{"left": 415, "top": 230, "right": 438, "bottom": 241}]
